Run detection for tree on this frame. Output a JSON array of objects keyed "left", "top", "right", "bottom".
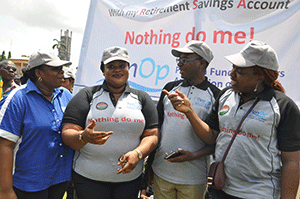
[
  {"left": 8, "top": 51, "right": 11, "bottom": 59},
  {"left": 52, "top": 39, "right": 67, "bottom": 51},
  {"left": 0, "top": 51, "right": 6, "bottom": 61}
]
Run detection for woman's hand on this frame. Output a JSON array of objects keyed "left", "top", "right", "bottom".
[
  {"left": 82, "top": 119, "right": 114, "bottom": 145},
  {"left": 117, "top": 150, "right": 140, "bottom": 174},
  {"left": 163, "top": 89, "right": 193, "bottom": 114}
]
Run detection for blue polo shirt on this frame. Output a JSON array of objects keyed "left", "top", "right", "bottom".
[{"left": 0, "top": 80, "right": 74, "bottom": 192}]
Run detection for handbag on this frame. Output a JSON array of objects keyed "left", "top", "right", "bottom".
[{"left": 207, "top": 98, "right": 260, "bottom": 190}]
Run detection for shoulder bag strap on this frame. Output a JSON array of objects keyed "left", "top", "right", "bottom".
[{"left": 221, "top": 98, "right": 260, "bottom": 163}]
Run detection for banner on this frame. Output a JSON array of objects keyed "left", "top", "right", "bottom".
[{"left": 75, "top": 0, "right": 300, "bottom": 106}]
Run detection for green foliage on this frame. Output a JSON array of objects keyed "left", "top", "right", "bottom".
[
  {"left": 52, "top": 39, "right": 67, "bottom": 50},
  {"left": 0, "top": 51, "right": 6, "bottom": 61},
  {"left": 0, "top": 51, "right": 12, "bottom": 61}
]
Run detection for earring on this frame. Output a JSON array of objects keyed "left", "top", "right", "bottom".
[
  {"left": 38, "top": 77, "right": 42, "bottom": 82},
  {"left": 254, "top": 83, "right": 259, "bottom": 92}
]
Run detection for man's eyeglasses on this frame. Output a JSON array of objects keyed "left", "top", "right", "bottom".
[
  {"left": 2, "top": 65, "right": 17, "bottom": 72},
  {"left": 176, "top": 57, "right": 202, "bottom": 64}
]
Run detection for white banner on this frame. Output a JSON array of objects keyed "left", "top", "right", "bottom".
[{"left": 75, "top": 0, "right": 300, "bottom": 105}]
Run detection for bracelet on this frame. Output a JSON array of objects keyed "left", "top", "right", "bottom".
[
  {"left": 79, "top": 131, "right": 87, "bottom": 143},
  {"left": 134, "top": 149, "right": 143, "bottom": 160}
]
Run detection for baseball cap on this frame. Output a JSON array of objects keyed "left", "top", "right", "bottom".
[
  {"left": 63, "top": 67, "right": 75, "bottom": 79},
  {"left": 224, "top": 40, "right": 279, "bottom": 71},
  {"left": 28, "top": 50, "right": 72, "bottom": 70},
  {"left": 0, "top": 60, "right": 16, "bottom": 68},
  {"left": 171, "top": 40, "right": 214, "bottom": 63},
  {"left": 101, "top": 46, "right": 130, "bottom": 65}
]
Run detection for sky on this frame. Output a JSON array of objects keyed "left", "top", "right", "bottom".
[{"left": 0, "top": 0, "right": 91, "bottom": 70}]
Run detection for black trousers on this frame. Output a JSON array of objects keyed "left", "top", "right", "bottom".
[
  {"left": 72, "top": 170, "right": 142, "bottom": 199},
  {"left": 13, "top": 181, "right": 69, "bottom": 199},
  {"left": 210, "top": 188, "right": 243, "bottom": 199}
]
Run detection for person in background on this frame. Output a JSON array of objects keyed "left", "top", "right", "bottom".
[
  {"left": 62, "top": 67, "right": 77, "bottom": 199},
  {"left": 165, "top": 40, "right": 300, "bottom": 199},
  {"left": 151, "top": 40, "right": 220, "bottom": 199},
  {"left": 0, "top": 50, "right": 74, "bottom": 199},
  {"left": 0, "top": 60, "right": 18, "bottom": 103},
  {"left": 14, "top": 74, "right": 22, "bottom": 86},
  {"left": 62, "top": 67, "right": 75, "bottom": 93},
  {"left": 61, "top": 46, "right": 159, "bottom": 199}
]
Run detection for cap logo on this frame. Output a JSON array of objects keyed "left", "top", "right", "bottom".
[
  {"left": 111, "top": 49, "right": 122, "bottom": 56},
  {"left": 96, "top": 102, "right": 108, "bottom": 110},
  {"left": 220, "top": 105, "right": 229, "bottom": 115}
]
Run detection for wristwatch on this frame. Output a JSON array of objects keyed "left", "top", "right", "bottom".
[
  {"left": 79, "top": 131, "right": 87, "bottom": 143},
  {"left": 134, "top": 149, "right": 143, "bottom": 160}
]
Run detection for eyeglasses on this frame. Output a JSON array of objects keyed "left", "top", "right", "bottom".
[
  {"left": 2, "top": 65, "right": 17, "bottom": 72},
  {"left": 176, "top": 57, "right": 202, "bottom": 64}
]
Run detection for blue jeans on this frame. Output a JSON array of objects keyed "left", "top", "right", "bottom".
[{"left": 72, "top": 170, "right": 142, "bottom": 199}]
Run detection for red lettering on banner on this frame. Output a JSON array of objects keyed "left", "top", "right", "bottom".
[
  {"left": 250, "top": 27, "right": 254, "bottom": 41},
  {"left": 124, "top": 27, "right": 255, "bottom": 46},
  {"left": 213, "top": 27, "right": 254, "bottom": 44},
  {"left": 185, "top": 27, "right": 206, "bottom": 42},
  {"left": 234, "top": 31, "right": 246, "bottom": 44},
  {"left": 192, "top": 0, "right": 198, "bottom": 9},
  {"left": 237, "top": 0, "right": 246, "bottom": 8},
  {"left": 125, "top": 30, "right": 181, "bottom": 47},
  {"left": 140, "top": 9, "right": 146, "bottom": 15}
]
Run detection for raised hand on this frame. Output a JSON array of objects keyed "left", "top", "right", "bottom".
[
  {"left": 163, "top": 89, "right": 193, "bottom": 113},
  {"left": 82, "top": 119, "right": 114, "bottom": 145}
]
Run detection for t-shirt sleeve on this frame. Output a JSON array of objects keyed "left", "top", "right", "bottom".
[
  {"left": 276, "top": 93, "right": 300, "bottom": 152},
  {"left": 139, "top": 91, "right": 158, "bottom": 130},
  {"left": 62, "top": 87, "right": 94, "bottom": 129},
  {"left": 0, "top": 91, "right": 24, "bottom": 142}
]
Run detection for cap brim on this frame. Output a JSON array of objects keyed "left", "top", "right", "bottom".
[
  {"left": 171, "top": 47, "right": 194, "bottom": 57},
  {"left": 225, "top": 53, "right": 255, "bottom": 67},
  {"left": 103, "top": 57, "right": 129, "bottom": 65},
  {"left": 46, "top": 60, "right": 72, "bottom": 67}
]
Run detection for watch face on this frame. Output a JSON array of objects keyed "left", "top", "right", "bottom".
[{"left": 135, "top": 149, "right": 142, "bottom": 159}]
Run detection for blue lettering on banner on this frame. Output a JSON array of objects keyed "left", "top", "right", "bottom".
[
  {"left": 138, "top": 58, "right": 169, "bottom": 85},
  {"left": 96, "top": 57, "right": 170, "bottom": 92}
]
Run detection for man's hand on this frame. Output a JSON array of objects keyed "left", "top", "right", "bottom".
[{"left": 166, "top": 148, "right": 195, "bottom": 163}]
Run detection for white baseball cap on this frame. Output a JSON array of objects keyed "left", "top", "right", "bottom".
[
  {"left": 28, "top": 50, "right": 71, "bottom": 70},
  {"left": 225, "top": 40, "right": 279, "bottom": 71},
  {"left": 171, "top": 40, "right": 214, "bottom": 63},
  {"left": 101, "top": 46, "right": 130, "bottom": 65},
  {"left": 63, "top": 67, "right": 75, "bottom": 79}
]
